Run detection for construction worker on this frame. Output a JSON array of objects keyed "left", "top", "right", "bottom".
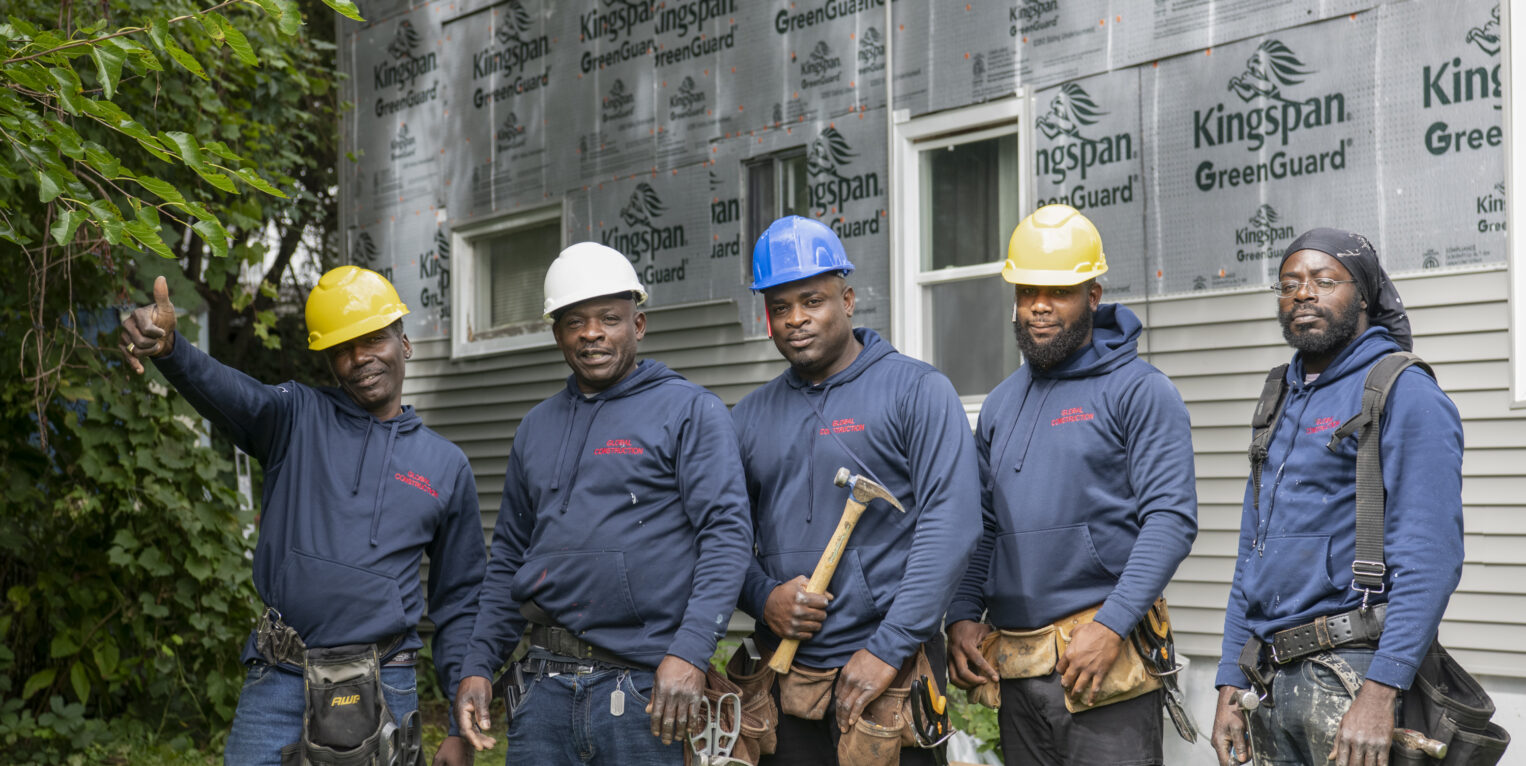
[
  {"left": 453, "top": 243, "right": 753, "bottom": 765},
  {"left": 1211, "top": 229, "right": 1464, "bottom": 766},
  {"left": 729, "top": 216, "right": 980, "bottom": 765},
  {"left": 945, "top": 204, "right": 1198, "bottom": 766},
  {"left": 118, "top": 269, "right": 486, "bottom": 766}
]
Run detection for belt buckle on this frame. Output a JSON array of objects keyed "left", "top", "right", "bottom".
[{"left": 574, "top": 662, "right": 599, "bottom": 675}]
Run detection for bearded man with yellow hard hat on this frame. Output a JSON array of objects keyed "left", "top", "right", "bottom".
[
  {"left": 120, "top": 269, "right": 485, "bottom": 766},
  {"left": 944, "top": 205, "right": 1199, "bottom": 766}
]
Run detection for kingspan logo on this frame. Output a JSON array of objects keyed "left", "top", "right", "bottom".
[
  {"left": 376, "top": 20, "right": 438, "bottom": 91},
  {"left": 669, "top": 76, "right": 706, "bottom": 119},
  {"left": 807, "top": 127, "right": 883, "bottom": 238},
  {"left": 1010, "top": 0, "right": 1059, "bottom": 36},
  {"left": 496, "top": 113, "right": 527, "bottom": 152},
  {"left": 1195, "top": 40, "right": 1348, "bottom": 152},
  {"left": 603, "top": 184, "right": 689, "bottom": 282},
  {"left": 1422, "top": 4, "right": 1502, "bottom": 155},
  {"left": 580, "top": 0, "right": 655, "bottom": 44},
  {"left": 801, "top": 41, "right": 842, "bottom": 88},
  {"left": 1035, "top": 83, "right": 1135, "bottom": 184},
  {"left": 1234, "top": 204, "right": 1296, "bottom": 262},
  {"left": 473, "top": 1, "right": 551, "bottom": 81},
  {"left": 603, "top": 78, "right": 636, "bottom": 121},
  {"left": 389, "top": 123, "right": 417, "bottom": 160},
  {"left": 858, "top": 27, "right": 884, "bottom": 73},
  {"left": 418, "top": 228, "right": 451, "bottom": 316}
]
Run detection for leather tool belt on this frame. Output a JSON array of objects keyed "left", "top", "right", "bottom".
[
  {"left": 519, "top": 600, "right": 653, "bottom": 672},
  {"left": 1269, "top": 602, "right": 1386, "bottom": 665}
]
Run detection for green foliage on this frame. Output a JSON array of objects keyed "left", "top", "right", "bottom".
[
  {"left": 0, "top": 0, "right": 353, "bottom": 758},
  {"left": 948, "top": 694, "right": 1003, "bottom": 759}
]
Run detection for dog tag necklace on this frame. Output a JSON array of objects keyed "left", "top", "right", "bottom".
[{"left": 610, "top": 688, "right": 626, "bottom": 717}]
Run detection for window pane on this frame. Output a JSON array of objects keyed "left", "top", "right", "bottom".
[
  {"left": 927, "top": 276, "right": 1022, "bottom": 396},
  {"left": 920, "top": 133, "right": 1019, "bottom": 271},
  {"left": 745, "top": 160, "right": 776, "bottom": 283},
  {"left": 780, "top": 152, "right": 808, "bottom": 218},
  {"left": 482, "top": 219, "right": 561, "bottom": 329}
]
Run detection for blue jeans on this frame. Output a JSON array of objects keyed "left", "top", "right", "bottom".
[
  {"left": 504, "top": 667, "right": 681, "bottom": 765},
  {"left": 223, "top": 662, "right": 418, "bottom": 766},
  {"left": 1247, "top": 648, "right": 1400, "bottom": 765}
]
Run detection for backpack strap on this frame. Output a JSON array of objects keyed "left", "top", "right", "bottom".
[
  {"left": 1323, "top": 352, "right": 1435, "bottom": 600},
  {"left": 1247, "top": 364, "right": 1290, "bottom": 512}
]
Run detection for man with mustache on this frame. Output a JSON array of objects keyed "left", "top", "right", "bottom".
[
  {"left": 729, "top": 216, "right": 980, "bottom": 764},
  {"left": 1211, "top": 230, "right": 1464, "bottom": 766},
  {"left": 119, "top": 268, "right": 485, "bottom": 766},
  {"left": 453, "top": 243, "right": 752, "bottom": 765},
  {"left": 946, "top": 205, "right": 1198, "bottom": 766}
]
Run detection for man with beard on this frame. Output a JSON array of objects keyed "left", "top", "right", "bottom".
[
  {"left": 946, "top": 204, "right": 1198, "bottom": 766},
  {"left": 1211, "top": 230, "right": 1464, "bottom": 766},
  {"left": 119, "top": 268, "right": 485, "bottom": 766},
  {"left": 729, "top": 216, "right": 979, "bottom": 764},
  {"left": 454, "top": 243, "right": 753, "bottom": 765}
]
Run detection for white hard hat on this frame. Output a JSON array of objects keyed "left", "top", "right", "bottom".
[{"left": 542, "top": 242, "right": 648, "bottom": 321}]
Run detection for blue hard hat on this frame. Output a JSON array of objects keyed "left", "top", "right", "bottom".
[{"left": 750, "top": 216, "right": 854, "bottom": 292}]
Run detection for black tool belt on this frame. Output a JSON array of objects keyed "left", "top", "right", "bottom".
[
  {"left": 1270, "top": 603, "right": 1386, "bottom": 665},
  {"left": 519, "top": 600, "right": 651, "bottom": 672},
  {"left": 255, "top": 607, "right": 411, "bottom": 668}
]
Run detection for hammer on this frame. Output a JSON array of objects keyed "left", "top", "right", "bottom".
[{"left": 769, "top": 467, "right": 905, "bottom": 674}]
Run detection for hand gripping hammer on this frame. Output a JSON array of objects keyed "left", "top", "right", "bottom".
[{"left": 769, "top": 467, "right": 904, "bottom": 674}]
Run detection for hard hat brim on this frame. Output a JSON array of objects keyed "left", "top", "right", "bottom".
[
  {"left": 308, "top": 308, "right": 409, "bottom": 351},
  {"left": 1001, "top": 262, "right": 1108, "bottom": 287},
  {"left": 750, "top": 266, "right": 854, "bottom": 293},
  {"left": 542, "top": 287, "right": 650, "bottom": 322}
]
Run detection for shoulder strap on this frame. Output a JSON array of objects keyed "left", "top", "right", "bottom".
[
  {"left": 1323, "top": 352, "right": 1435, "bottom": 596},
  {"left": 1247, "top": 364, "right": 1290, "bottom": 512}
]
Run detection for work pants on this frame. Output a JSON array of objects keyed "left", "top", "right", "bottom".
[
  {"left": 1246, "top": 648, "right": 1401, "bottom": 766},
  {"left": 222, "top": 661, "right": 418, "bottom": 766},
  {"left": 504, "top": 666, "right": 681, "bottom": 765},
  {"left": 997, "top": 674, "right": 1163, "bottom": 766}
]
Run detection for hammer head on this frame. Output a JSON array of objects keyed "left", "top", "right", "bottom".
[{"left": 833, "top": 467, "right": 905, "bottom": 512}]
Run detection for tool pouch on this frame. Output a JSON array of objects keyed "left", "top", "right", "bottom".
[
  {"left": 777, "top": 663, "right": 839, "bottom": 721},
  {"left": 1053, "top": 604, "right": 1160, "bottom": 714},
  {"left": 836, "top": 648, "right": 936, "bottom": 766},
  {"left": 280, "top": 643, "right": 407, "bottom": 766},
  {"left": 683, "top": 667, "right": 774, "bottom": 766},
  {"left": 724, "top": 645, "right": 779, "bottom": 760}
]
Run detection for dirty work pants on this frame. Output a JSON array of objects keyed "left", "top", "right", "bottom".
[
  {"left": 996, "top": 674, "right": 1163, "bottom": 766},
  {"left": 504, "top": 666, "right": 681, "bottom": 765},
  {"left": 1246, "top": 648, "right": 1400, "bottom": 765},
  {"left": 222, "top": 661, "right": 418, "bottom": 766}
]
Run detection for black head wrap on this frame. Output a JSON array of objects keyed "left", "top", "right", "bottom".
[{"left": 1277, "top": 228, "right": 1412, "bottom": 351}]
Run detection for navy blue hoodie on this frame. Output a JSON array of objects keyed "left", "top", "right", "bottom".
[
  {"left": 948, "top": 304, "right": 1198, "bottom": 637},
  {"left": 461, "top": 360, "right": 752, "bottom": 676},
  {"left": 151, "top": 334, "right": 486, "bottom": 700},
  {"left": 1216, "top": 327, "right": 1464, "bottom": 691},
  {"left": 731, "top": 329, "right": 981, "bottom": 669}
]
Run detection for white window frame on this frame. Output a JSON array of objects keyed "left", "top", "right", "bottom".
[
  {"left": 449, "top": 202, "right": 565, "bottom": 360},
  {"left": 889, "top": 95, "right": 1033, "bottom": 411},
  {"left": 1506, "top": 0, "right": 1526, "bottom": 407}
]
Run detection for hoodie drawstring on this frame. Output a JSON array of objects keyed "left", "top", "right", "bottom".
[
  {"left": 351, "top": 422, "right": 374, "bottom": 495},
  {"left": 558, "top": 399, "right": 605, "bottom": 514},
  {"left": 369, "top": 420, "right": 400, "bottom": 546},
  {"left": 551, "top": 397, "right": 579, "bottom": 491}
]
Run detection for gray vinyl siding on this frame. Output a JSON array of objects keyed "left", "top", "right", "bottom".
[{"left": 1137, "top": 266, "right": 1526, "bottom": 678}]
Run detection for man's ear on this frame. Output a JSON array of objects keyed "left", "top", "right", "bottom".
[
  {"left": 842, "top": 285, "right": 856, "bottom": 318},
  {"left": 633, "top": 311, "right": 647, "bottom": 341},
  {"left": 1088, "top": 280, "right": 1103, "bottom": 310},
  {"left": 401, "top": 334, "right": 413, "bottom": 359}
]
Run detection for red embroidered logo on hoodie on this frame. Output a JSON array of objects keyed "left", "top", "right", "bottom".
[
  {"left": 1305, "top": 416, "right": 1341, "bottom": 434},
  {"left": 1051, "top": 407, "right": 1095, "bottom": 427},
  {"left": 819, "top": 418, "right": 866, "bottom": 435},
  {"left": 594, "top": 439, "right": 645, "bottom": 455},
  {"left": 394, "top": 471, "right": 438, "bottom": 497}
]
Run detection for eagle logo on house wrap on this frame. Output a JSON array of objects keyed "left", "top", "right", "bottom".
[
  {"left": 1227, "top": 40, "right": 1311, "bottom": 103},
  {"left": 806, "top": 127, "right": 883, "bottom": 237},
  {"left": 388, "top": 20, "right": 422, "bottom": 61},
  {"left": 1467, "top": 5, "right": 1499, "bottom": 56},
  {"left": 497, "top": 1, "right": 534, "bottom": 45},
  {"left": 1034, "top": 83, "right": 1137, "bottom": 206},
  {"left": 603, "top": 183, "right": 689, "bottom": 280}
]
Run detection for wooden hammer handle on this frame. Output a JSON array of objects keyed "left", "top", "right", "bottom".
[{"left": 769, "top": 498, "right": 869, "bottom": 674}]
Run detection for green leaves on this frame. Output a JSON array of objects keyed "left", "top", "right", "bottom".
[
  {"left": 88, "top": 43, "right": 123, "bottom": 99},
  {"left": 22, "top": 669, "right": 56, "bottom": 701},
  {"left": 320, "top": 0, "right": 366, "bottom": 23}
]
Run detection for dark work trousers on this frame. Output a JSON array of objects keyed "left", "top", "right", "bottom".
[
  {"left": 759, "top": 636, "right": 946, "bottom": 766},
  {"left": 1245, "top": 648, "right": 1400, "bottom": 766},
  {"left": 997, "top": 674, "right": 1163, "bottom": 766}
]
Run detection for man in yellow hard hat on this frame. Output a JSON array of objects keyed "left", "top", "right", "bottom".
[
  {"left": 120, "top": 268, "right": 485, "bottom": 766},
  {"left": 944, "top": 205, "right": 1199, "bottom": 765}
]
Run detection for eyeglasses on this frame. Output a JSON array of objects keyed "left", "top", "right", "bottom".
[{"left": 1268, "top": 278, "right": 1356, "bottom": 297}]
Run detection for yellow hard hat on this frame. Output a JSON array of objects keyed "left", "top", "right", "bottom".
[
  {"left": 305, "top": 266, "right": 410, "bottom": 350},
  {"left": 1003, "top": 204, "right": 1108, "bottom": 286}
]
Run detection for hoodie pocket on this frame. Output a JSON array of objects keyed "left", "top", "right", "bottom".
[
  {"left": 275, "top": 549, "right": 408, "bottom": 641},
  {"left": 1244, "top": 534, "right": 1337, "bottom": 620},
  {"left": 764, "top": 549, "right": 883, "bottom": 629},
  {"left": 986, "top": 525, "right": 1116, "bottom": 626},
  {"left": 513, "top": 550, "right": 644, "bottom": 630}
]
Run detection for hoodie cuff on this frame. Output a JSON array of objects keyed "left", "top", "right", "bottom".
[
  {"left": 944, "top": 598, "right": 985, "bottom": 629},
  {"left": 1364, "top": 653, "right": 1418, "bottom": 691},
  {"left": 1215, "top": 661, "right": 1251, "bottom": 689},
  {"left": 459, "top": 653, "right": 500, "bottom": 684},
  {"left": 1093, "top": 598, "right": 1144, "bottom": 639},
  {"left": 864, "top": 623, "right": 919, "bottom": 670},
  {"left": 149, "top": 330, "right": 192, "bottom": 372},
  {"left": 740, "top": 573, "right": 783, "bottom": 623},
  {"left": 666, "top": 628, "right": 718, "bottom": 673}
]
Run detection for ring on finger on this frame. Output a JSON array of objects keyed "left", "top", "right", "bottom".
[{"left": 127, "top": 342, "right": 135, "bottom": 354}]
